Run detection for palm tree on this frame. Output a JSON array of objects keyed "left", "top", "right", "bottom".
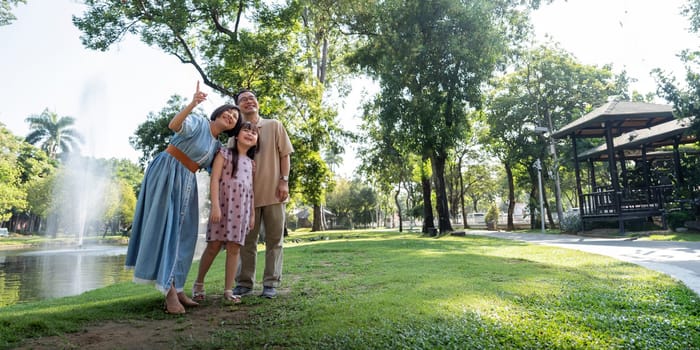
[
  {"left": 25, "top": 109, "right": 83, "bottom": 159},
  {"left": 323, "top": 146, "right": 343, "bottom": 174}
]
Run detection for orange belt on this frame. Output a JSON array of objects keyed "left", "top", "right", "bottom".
[{"left": 166, "top": 144, "right": 199, "bottom": 173}]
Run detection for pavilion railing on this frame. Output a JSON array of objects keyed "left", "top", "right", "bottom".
[{"left": 581, "top": 185, "right": 675, "bottom": 217}]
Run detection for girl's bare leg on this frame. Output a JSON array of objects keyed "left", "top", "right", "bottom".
[
  {"left": 191, "top": 241, "right": 223, "bottom": 301},
  {"left": 223, "top": 242, "right": 242, "bottom": 302},
  {"left": 224, "top": 242, "right": 241, "bottom": 291}
]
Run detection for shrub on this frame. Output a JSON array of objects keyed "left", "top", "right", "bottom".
[
  {"left": 666, "top": 210, "right": 695, "bottom": 231},
  {"left": 484, "top": 204, "right": 499, "bottom": 224},
  {"left": 560, "top": 211, "right": 582, "bottom": 233}
]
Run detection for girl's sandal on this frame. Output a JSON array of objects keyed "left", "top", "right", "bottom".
[
  {"left": 223, "top": 290, "right": 242, "bottom": 304},
  {"left": 192, "top": 282, "right": 206, "bottom": 302}
]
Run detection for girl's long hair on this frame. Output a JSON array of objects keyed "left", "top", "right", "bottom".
[{"left": 230, "top": 123, "right": 259, "bottom": 177}]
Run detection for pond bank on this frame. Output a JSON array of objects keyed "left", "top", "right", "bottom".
[{"left": 0, "top": 236, "right": 129, "bottom": 251}]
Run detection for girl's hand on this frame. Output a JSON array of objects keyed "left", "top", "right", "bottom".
[
  {"left": 248, "top": 216, "right": 255, "bottom": 231},
  {"left": 210, "top": 206, "right": 221, "bottom": 223}
]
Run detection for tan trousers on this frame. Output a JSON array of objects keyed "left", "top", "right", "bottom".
[{"left": 236, "top": 203, "right": 285, "bottom": 288}]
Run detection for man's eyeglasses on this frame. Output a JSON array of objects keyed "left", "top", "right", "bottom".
[{"left": 234, "top": 88, "right": 256, "bottom": 104}]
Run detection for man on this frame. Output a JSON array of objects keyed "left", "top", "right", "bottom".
[{"left": 232, "top": 89, "right": 293, "bottom": 298}]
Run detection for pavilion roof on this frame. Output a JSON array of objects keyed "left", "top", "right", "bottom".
[
  {"left": 551, "top": 101, "right": 675, "bottom": 139},
  {"left": 577, "top": 117, "right": 696, "bottom": 160}
]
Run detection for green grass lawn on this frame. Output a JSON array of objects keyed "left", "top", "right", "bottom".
[
  {"left": 643, "top": 232, "right": 700, "bottom": 242},
  {"left": 1, "top": 230, "right": 698, "bottom": 349}
]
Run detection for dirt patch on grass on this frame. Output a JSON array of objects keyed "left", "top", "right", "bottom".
[{"left": 15, "top": 294, "right": 256, "bottom": 350}]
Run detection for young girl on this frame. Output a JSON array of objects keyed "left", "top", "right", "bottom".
[{"left": 192, "top": 120, "right": 259, "bottom": 303}]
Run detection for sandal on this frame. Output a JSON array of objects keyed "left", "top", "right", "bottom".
[
  {"left": 223, "top": 290, "right": 242, "bottom": 303},
  {"left": 192, "top": 282, "right": 206, "bottom": 302}
]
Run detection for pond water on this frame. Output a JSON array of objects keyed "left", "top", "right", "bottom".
[
  {"left": 0, "top": 235, "right": 210, "bottom": 308},
  {"left": 0, "top": 245, "right": 131, "bottom": 308}
]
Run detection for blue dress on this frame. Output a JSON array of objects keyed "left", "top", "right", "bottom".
[{"left": 125, "top": 116, "right": 219, "bottom": 294}]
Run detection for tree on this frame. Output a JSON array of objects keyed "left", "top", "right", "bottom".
[
  {"left": 485, "top": 44, "right": 619, "bottom": 230},
  {"left": 347, "top": 0, "right": 538, "bottom": 234},
  {"left": 444, "top": 114, "right": 494, "bottom": 228},
  {"left": 109, "top": 157, "right": 144, "bottom": 196},
  {"left": 0, "top": 0, "right": 25, "bottom": 26},
  {"left": 350, "top": 182, "right": 377, "bottom": 227},
  {"left": 283, "top": 0, "right": 358, "bottom": 231},
  {"left": 129, "top": 95, "right": 202, "bottom": 168},
  {"left": 325, "top": 178, "right": 352, "bottom": 228},
  {"left": 325, "top": 178, "right": 378, "bottom": 229},
  {"left": 653, "top": 49, "right": 700, "bottom": 138},
  {"left": 17, "top": 140, "right": 56, "bottom": 183},
  {"left": 14, "top": 137, "right": 57, "bottom": 233},
  {"left": 24, "top": 173, "right": 55, "bottom": 232},
  {"left": 96, "top": 158, "right": 139, "bottom": 235},
  {"left": 0, "top": 125, "right": 26, "bottom": 225},
  {"left": 76, "top": 0, "right": 345, "bottom": 215},
  {"left": 74, "top": 1, "right": 294, "bottom": 98},
  {"left": 463, "top": 163, "right": 500, "bottom": 214},
  {"left": 24, "top": 108, "right": 84, "bottom": 160},
  {"left": 683, "top": 0, "right": 700, "bottom": 34},
  {"left": 116, "top": 179, "right": 137, "bottom": 235},
  {"left": 357, "top": 99, "right": 416, "bottom": 232}
]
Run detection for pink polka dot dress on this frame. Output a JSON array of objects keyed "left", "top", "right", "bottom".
[{"left": 206, "top": 148, "right": 254, "bottom": 245}]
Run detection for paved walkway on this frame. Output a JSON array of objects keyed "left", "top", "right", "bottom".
[{"left": 466, "top": 230, "right": 700, "bottom": 296}]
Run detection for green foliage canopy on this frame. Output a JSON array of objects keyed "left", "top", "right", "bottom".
[
  {"left": 75, "top": 1, "right": 345, "bottom": 212},
  {"left": 0, "top": 0, "right": 25, "bottom": 26},
  {"left": 128, "top": 95, "right": 201, "bottom": 168},
  {"left": 0, "top": 125, "right": 26, "bottom": 223},
  {"left": 347, "top": 0, "right": 541, "bottom": 232}
]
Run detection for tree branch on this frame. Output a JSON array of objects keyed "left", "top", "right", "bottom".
[
  {"left": 208, "top": 5, "right": 238, "bottom": 41},
  {"left": 171, "top": 32, "right": 234, "bottom": 98}
]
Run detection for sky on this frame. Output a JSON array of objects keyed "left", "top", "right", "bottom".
[{"left": 1, "top": 0, "right": 699, "bottom": 177}]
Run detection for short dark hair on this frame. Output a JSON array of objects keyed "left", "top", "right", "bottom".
[
  {"left": 233, "top": 89, "right": 256, "bottom": 104},
  {"left": 210, "top": 104, "right": 242, "bottom": 137}
]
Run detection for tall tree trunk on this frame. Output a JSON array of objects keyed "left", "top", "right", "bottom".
[
  {"left": 395, "top": 187, "right": 403, "bottom": 232},
  {"left": 459, "top": 155, "right": 469, "bottom": 229},
  {"left": 505, "top": 162, "right": 515, "bottom": 231},
  {"left": 446, "top": 162, "right": 457, "bottom": 221},
  {"left": 431, "top": 152, "right": 453, "bottom": 233},
  {"left": 420, "top": 157, "right": 435, "bottom": 234},
  {"left": 404, "top": 181, "right": 414, "bottom": 231},
  {"left": 541, "top": 177, "right": 555, "bottom": 228},
  {"left": 312, "top": 205, "right": 326, "bottom": 231},
  {"left": 319, "top": 37, "right": 328, "bottom": 83},
  {"left": 529, "top": 168, "right": 538, "bottom": 229}
]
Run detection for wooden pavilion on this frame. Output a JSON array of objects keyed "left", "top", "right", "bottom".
[{"left": 550, "top": 101, "right": 697, "bottom": 232}]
